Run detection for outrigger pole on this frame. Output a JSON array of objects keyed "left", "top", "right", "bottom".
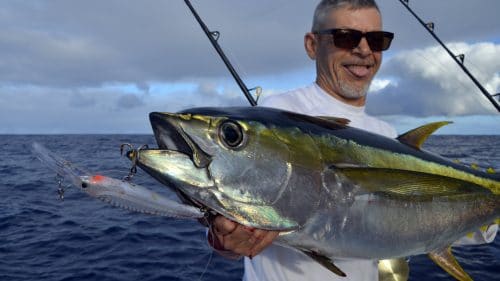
[
  {"left": 398, "top": 0, "right": 500, "bottom": 112},
  {"left": 183, "top": 0, "right": 258, "bottom": 106}
]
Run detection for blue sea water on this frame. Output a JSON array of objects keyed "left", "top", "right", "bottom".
[{"left": 1, "top": 134, "right": 498, "bottom": 281}]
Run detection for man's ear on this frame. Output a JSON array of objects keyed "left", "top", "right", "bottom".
[{"left": 304, "top": 32, "right": 317, "bottom": 60}]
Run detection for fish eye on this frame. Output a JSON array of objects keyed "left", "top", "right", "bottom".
[{"left": 218, "top": 120, "right": 244, "bottom": 148}]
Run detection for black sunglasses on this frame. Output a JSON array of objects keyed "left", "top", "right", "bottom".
[{"left": 313, "top": 28, "right": 394, "bottom": 52}]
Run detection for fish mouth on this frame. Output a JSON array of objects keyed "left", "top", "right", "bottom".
[
  {"left": 150, "top": 112, "right": 191, "bottom": 152},
  {"left": 149, "top": 112, "right": 211, "bottom": 168}
]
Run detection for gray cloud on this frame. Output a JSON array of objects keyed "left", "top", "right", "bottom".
[
  {"left": 116, "top": 94, "right": 145, "bottom": 109},
  {"left": 68, "top": 91, "right": 97, "bottom": 108},
  {"left": 0, "top": 0, "right": 499, "bottom": 133},
  {"left": 0, "top": 81, "right": 246, "bottom": 134},
  {"left": 0, "top": 0, "right": 498, "bottom": 88}
]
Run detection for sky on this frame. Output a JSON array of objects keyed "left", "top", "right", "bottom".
[{"left": 0, "top": 0, "right": 499, "bottom": 134}]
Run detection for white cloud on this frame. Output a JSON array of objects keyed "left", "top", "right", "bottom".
[
  {"left": 368, "top": 42, "right": 500, "bottom": 116},
  {"left": 369, "top": 79, "right": 393, "bottom": 93}
]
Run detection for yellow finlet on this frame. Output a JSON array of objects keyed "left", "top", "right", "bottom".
[
  {"left": 397, "top": 121, "right": 452, "bottom": 149},
  {"left": 479, "top": 225, "right": 489, "bottom": 232},
  {"left": 471, "top": 163, "right": 479, "bottom": 170},
  {"left": 486, "top": 167, "right": 496, "bottom": 174},
  {"left": 428, "top": 246, "right": 472, "bottom": 281}
]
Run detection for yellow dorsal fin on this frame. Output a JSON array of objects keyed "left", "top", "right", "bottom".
[
  {"left": 428, "top": 246, "right": 472, "bottom": 281},
  {"left": 397, "top": 121, "right": 452, "bottom": 149}
]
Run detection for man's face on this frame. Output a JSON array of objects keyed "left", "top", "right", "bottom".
[{"left": 306, "top": 7, "right": 383, "bottom": 106}]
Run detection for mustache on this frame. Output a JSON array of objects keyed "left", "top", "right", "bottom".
[{"left": 342, "top": 59, "right": 375, "bottom": 66}]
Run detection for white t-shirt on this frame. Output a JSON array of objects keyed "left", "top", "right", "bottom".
[
  {"left": 243, "top": 83, "right": 395, "bottom": 281},
  {"left": 259, "top": 83, "right": 397, "bottom": 138}
]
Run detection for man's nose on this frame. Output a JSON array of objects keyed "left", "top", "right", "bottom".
[{"left": 353, "top": 37, "right": 372, "bottom": 56}]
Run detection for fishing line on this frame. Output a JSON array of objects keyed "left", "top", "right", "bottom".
[
  {"left": 225, "top": 46, "right": 250, "bottom": 87},
  {"left": 463, "top": 60, "right": 492, "bottom": 85},
  {"left": 197, "top": 248, "right": 214, "bottom": 281},
  {"left": 411, "top": 48, "right": 478, "bottom": 94},
  {"left": 398, "top": 0, "right": 500, "bottom": 112},
  {"left": 183, "top": 0, "right": 259, "bottom": 106},
  {"left": 445, "top": 44, "right": 493, "bottom": 84}
]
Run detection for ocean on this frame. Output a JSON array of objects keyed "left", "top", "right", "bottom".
[{"left": 1, "top": 135, "right": 498, "bottom": 281}]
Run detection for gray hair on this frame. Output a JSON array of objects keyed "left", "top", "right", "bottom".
[{"left": 312, "top": 0, "right": 380, "bottom": 31}]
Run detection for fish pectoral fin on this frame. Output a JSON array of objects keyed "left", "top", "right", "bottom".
[
  {"left": 397, "top": 121, "right": 452, "bottom": 149},
  {"left": 301, "top": 250, "right": 346, "bottom": 277},
  {"left": 210, "top": 192, "right": 299, "bottom": 231},
  {"left": 428, "top": 247, "right": 472, "bottom": 281},
  {"left": 378, "top": 258, "right": 409, "bottom": 281},
  {"left": 336, "top": 167, "right": 491, "bottom": 199}
]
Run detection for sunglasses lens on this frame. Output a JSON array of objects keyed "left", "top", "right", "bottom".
[
  {"left": 366, "top": 32, "right": 393, "bottom": 51},
  {"left": 333, "top": 29, "right": 362, "bottom": 49},
  {"left": 318, "top": 29, "right": 394, "bottom": 51}
]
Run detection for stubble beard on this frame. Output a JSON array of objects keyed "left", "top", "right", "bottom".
[{"left": 338, "top": 79, "right": 371, "bottom": 100}]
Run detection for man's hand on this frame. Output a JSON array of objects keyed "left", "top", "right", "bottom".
[{"left": 209, "top": 215, "right": 280, "bottom": 259}]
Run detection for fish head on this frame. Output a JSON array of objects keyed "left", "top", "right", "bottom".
[{"left": 134, "top": 107, "right": 324, "bottom": 229}]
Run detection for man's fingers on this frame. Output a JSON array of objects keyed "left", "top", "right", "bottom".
[
  {"left": 249, "top": 230, "right": 280, "bottom": 257},
  {"left": 210, "top": 215, "right": 279, "bottom": 257},
  {"left": 222, "top": 225, "right": 254, "bottom": 248},
  {"left": 248, "top": 229, "right": 266, "bottom": 244},
  {"left": 213, "top": 216, "right": 237, "bottom": 236}
]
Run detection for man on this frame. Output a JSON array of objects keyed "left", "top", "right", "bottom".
[
  {"left": 209, "top": 1, "right": 393, "bottom": 280},
  {"left": 207, "top": 0, "right": 496, "bottom": 280}
]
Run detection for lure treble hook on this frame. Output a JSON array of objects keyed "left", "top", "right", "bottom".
[
  {"left": 55, "top": 174, "right": 66, "bottom": 201},
  {"left": 120, "top": 143, "right": 149, "bottom": 181}
]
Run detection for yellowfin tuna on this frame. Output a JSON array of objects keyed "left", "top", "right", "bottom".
[{"left": 131, "top": 107, "right": 498, "bottom": 281}]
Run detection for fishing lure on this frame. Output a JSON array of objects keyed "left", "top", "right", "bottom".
[{"left": 32, "top": 142, "right": 204, "bottom": 219}]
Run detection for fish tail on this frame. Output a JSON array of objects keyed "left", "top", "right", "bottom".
[{"left": 31, "top": 142, "right": 89, "bottom": 187}]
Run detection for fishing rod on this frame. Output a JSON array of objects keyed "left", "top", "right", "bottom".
[
  {"left": 183, "top": 0, "right": 258, "bottom": 106},
  {"left": 398, "top": 0, "right": 500, "bottom": 112}
]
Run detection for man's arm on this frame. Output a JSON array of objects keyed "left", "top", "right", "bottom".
[{"left": 208, "top": 215, "right": 280, "bottom": 259}]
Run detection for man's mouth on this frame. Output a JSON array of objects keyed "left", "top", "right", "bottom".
[{"left": 344, "top": 64, "right": 372, "bottom": 78}]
